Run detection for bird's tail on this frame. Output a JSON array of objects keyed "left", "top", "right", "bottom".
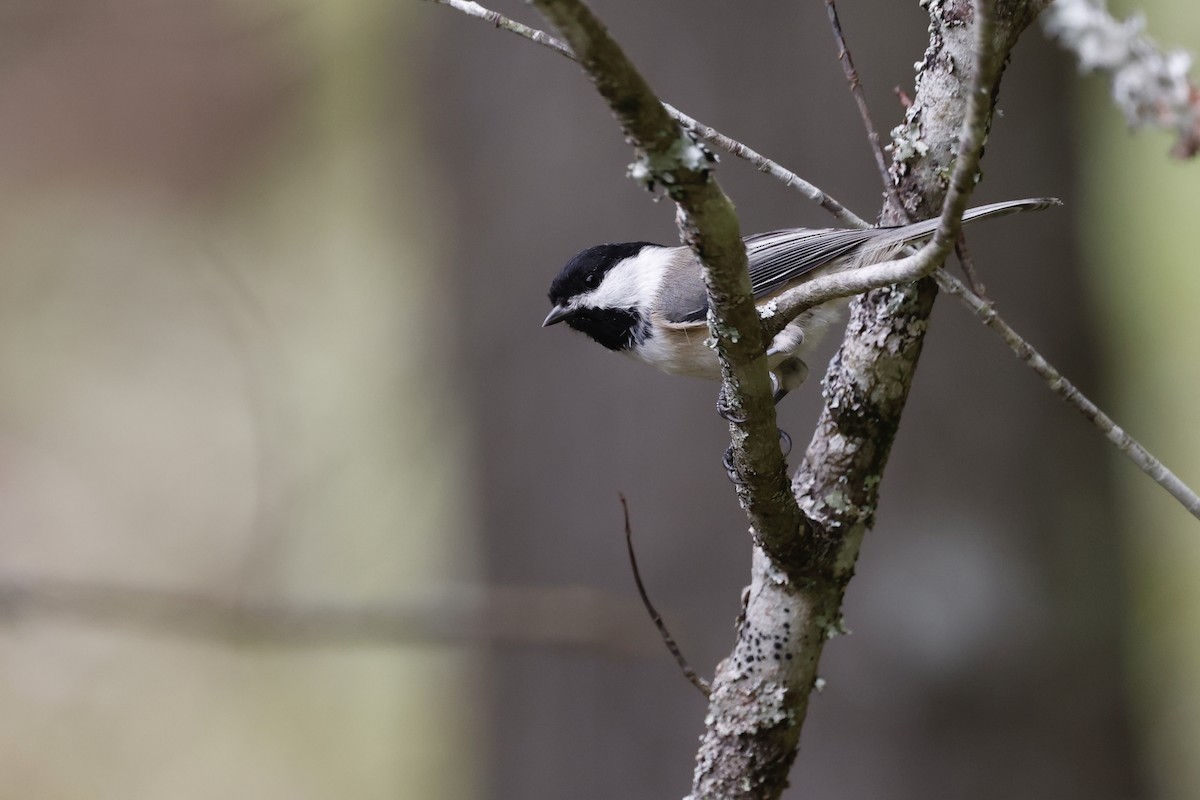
[{"left": 877, "top": 197, "right": 1061, "bottom": 245}]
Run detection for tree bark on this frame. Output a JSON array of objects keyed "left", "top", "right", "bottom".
[{"left": 689, "top": 3, "right": 1049, "bottom": 798}]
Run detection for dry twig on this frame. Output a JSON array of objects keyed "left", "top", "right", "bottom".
[
  {"left": 824, "top": 0, "right": 893, "bottom": 195},
  {"left": 619, "top": 494, "right": 711, "bottom": 697}
]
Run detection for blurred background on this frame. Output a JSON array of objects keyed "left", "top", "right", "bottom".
[{"left": 0, "top": 0, "right": 1196, "bottom": 798}]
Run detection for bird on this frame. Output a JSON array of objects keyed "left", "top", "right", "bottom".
[{"left": 542, "top": 197, "right": 1059, "bottom": 404}]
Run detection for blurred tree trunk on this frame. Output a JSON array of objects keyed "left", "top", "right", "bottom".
[
  {"left": 1079, "top": 1, "right": 1200, "bottom": 797},
  {"left": 0, "top": 2, "right": 477, "bottom": 798}
]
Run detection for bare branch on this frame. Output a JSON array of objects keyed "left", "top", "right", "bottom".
[
  {"left": 824, "top": 0, "right": 893, "bottom": 195},
  {"left": 673, "top": 10, "right": 1196, "bottom": 520},
  {"left": 787, "top": 0, "right": 1040, "bottom": 560},
  {"left": 935, "top": 269, "right": 1200, "bottom": 519},
  {"left": 431, "top": 0, "right": 574, "bottom": 58},
  {"left": 691, "top": 4, "right": 1027, "bottom": 799},
  {"left": 954, "top": 234, "right": 989, "bottom": 297},
  {"left": 1043, "top": 0, "right": 1200, "bottom": 158},
  {"left": 762, "top": 0, "right": 1002, "bottom": 340},
  {"left": 425, "top": 0, "right": 866, "bottom": 228},
  {"left": 527, "top": 0, "right": 807, "bottom": 570},
  {"left": 620, "top": 494, "right": 711, "bottom": 697},
  {"left": 720, "top": 8, "right": 1196, "bottom": 520},
  {"left": 826, "top": 3, "right": 988, "bottom": 301},
  {"left": 664, "top": 105, "right": 864, "bottom": 228}
]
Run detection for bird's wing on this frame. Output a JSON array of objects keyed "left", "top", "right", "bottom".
[
  {"left": 662, "top": 199, "right": 1062, "bottom": 324},
  {"left": 666, "top": 227, "right": 878, "bottom": 324},
  {"left": 655, "top": 251, "right": 712, "bottom": 326}
]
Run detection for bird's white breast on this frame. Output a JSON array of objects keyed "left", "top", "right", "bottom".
[{"left": 629, "top": 300, "right": 848, "bottom": 382}]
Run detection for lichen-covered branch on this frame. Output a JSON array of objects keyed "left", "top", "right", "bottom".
[
  {"left": 1042, "top": 0, "right": 1200, "bottom": 158},
  {"left": 527, "top": 0, "right": 806, "bottom": 567},
  {"left": 789, "top": 0, "right": 1045, "bottom": 626},
  {"left": 688, "top": 3, "right": 1026, "bottom": 797}
]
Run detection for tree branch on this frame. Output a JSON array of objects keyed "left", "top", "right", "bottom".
[
  {"left": 814, "top": 0, "right": 1199, "bottom": 521},
  {"left": 433, "top": 0, "right": 575, "bottom": 58},
  {"left": 824, "top": 0, "right": 894, "bottom": 195},
  {"left": 424, "top": 0, "right": 865, "bottom": 228},
  {"left": 935, "top": 269, "right": 1200, "bottom": 517},
  {"left": 689, "top": 4, "right": 1015, "bottom": 797},
  {"left": 527, "top": 0, "right": 806, "bottom": 570},
  {"left": 789, "top": 0, "right": 1042, "bottom": 591},
  {"left": 760, "top": 3, "right": 1006, "bottom": 334}
]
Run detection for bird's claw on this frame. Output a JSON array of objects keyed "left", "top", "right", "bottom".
[
  {"left": 716, "top": 385, "right": 747, "bottom": 424},
  {"left": 771, "top": 358, "right": 809, "bottom": 405},
  {"left": 722, "top": 445, "right": 739, "bottom": 483}
]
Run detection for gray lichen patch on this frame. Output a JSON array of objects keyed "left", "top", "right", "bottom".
[{"left": 626, "top": 129, "right": 715, "bottom": 191}]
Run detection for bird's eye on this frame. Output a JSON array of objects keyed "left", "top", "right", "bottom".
[{"left": 583, "top": 272, "right": 600, "bottom": 289}]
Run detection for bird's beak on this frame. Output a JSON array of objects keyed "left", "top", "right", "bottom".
[{"left": 542, "top": 304, "right": 573, "bottom": 327}]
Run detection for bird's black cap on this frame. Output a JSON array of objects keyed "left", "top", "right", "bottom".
[{"left": 547, "top": 242, "right": 658, "bottom": 303}]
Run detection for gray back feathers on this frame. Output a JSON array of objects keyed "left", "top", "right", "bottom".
[{"left": 664, "top": 197, "right": 1058, "bottom": 323}]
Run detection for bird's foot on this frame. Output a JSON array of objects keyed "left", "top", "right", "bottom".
[
  {"left": 722, "top": 445, "right": 739, "bottom": 483},
  {"left": 771, "top": 358, "right": 809, "bottom": 405},
  {"left": 716, "top": 384, "right": 747, "bottom": 424}
]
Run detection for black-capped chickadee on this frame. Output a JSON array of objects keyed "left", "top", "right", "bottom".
[{"left": 543, "top": 197, "right": 1058, "bottom": 402}]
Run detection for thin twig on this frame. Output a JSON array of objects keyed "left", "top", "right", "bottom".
[
  {"left": 765, "top": 0, "right": 1002, "bottom": 341},
  {"left": 936, "top": 269, "right": 1200, "bottom": 519},
  {"left": 759, "top": 0, "right": 1003, "bottom": 336},
  {"left": 954, "top": 234, "right": 989, "bottom": 298},
  {"left": 824, "top": 0, "right": 892, "bottom": 197},
  {"left": 424, "top": 0, "right": 865, "bottom": 228},
  {"left": 823, "top": 2, "right": 991, "bottom": 299},
  {"left": 619, "top": 494, "right": 711, "bottom": 697},
  {"left": 664, "top": 105, "right": 863, "bottom": 227},
  {"left": 433, "top": 0, "right": 574, "bottom": 57}
]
